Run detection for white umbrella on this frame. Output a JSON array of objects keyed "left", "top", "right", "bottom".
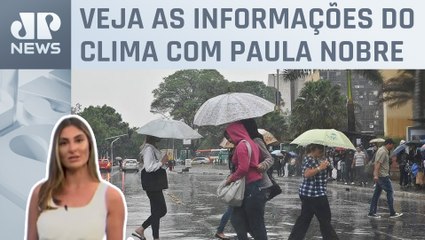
[
  {"left": 271, "top": 149, "right": 283, "bottom": 157},
  {"left": 193, "top": 92, "right": 275, "bottom": 126},
  {"left": 137, "top": 118, "right": 202, "bottom": 139},
  {"left": 369, "top": 138, "right": 385, "bottom": 144}
]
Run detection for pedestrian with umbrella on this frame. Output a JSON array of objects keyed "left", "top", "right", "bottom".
[
  {"left": 194, "top": 92, "right": 274, "bottom": 240},
  {"left": 133, "top": 118, "right": 202, "bottom": 240},
  {"left": 133, "top": 135, "right": 169, "bottom": 240},
  {"left": 224, "top": 122, "right": 267, "bottom": 240},
  {"left": 288, "top": 143, "right": 339, "bottom": 240},
  {"left": 288, "top": 129, "right": 353, "bottom": 240}
]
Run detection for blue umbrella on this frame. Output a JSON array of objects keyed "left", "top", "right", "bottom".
[{"left": 391, "top": 144, "right": 406, "bottom": 157}]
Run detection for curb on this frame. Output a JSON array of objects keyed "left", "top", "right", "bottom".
[{"left": 277, "top": 176, "right": 425, "bottom": 200}]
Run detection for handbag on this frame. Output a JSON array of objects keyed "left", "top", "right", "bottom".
[
  {"left": 141, "top": 168, "right": 168, "bottom": 191},
  {"left": 217, "top": 177, "right": 246, "bottom": 207},
  {"left": 217, "top": 140, "right": 251, "bottom": 207},
  {"left": 266, "top": 177, "right": 282, "bottom": 201}
]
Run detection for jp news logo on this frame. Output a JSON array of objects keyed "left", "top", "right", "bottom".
[{"left": 10, "top": 12, "right": 61, "bottom": 54}]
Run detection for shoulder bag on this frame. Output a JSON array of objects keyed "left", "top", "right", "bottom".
[
  {"left": 217, "top": 140, "right": 251, "bottom": 207},
  {"left": 141, "top": 168, "right": 168, "bottom": 191}
]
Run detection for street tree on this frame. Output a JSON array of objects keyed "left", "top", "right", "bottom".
[
  {"left": 151, "top": 70, "right": 228, "bottom": 126},
  {"left": 290, "top": 80, "right": 347, "bottom": 138}
]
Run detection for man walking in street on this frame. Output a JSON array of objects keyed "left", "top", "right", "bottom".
[{"left": 368, "top": 138, "right": 403, "bottom": 219}]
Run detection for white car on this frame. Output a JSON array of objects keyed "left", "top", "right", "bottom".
[
  {"left": 191, "top": 157, "right": 210, "bottom": 164},
  {"left": 122, "top": 159, "right": 139, "bottom": 172}
]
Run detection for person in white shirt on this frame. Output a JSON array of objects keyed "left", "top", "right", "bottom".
[
  {"left": 352, "top": 146, "right": 368, "bottom": 186},
  {"left": 133, "top": 135, "right": 169, "bottom": 240}
]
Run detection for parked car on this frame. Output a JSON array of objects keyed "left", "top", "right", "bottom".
[
  {"left": 122, "top": 159, "right": 139, "bottom": 172},
  {"left": 98, "top": 158, "right": 112, "bottom": 172},
  {"left": 191, "top": 157, "right": 210, "bottom": 164}
]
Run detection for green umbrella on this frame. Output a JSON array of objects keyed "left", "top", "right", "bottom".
[{"left": 290, "top": 129, "right": 355, "bottom": 150}]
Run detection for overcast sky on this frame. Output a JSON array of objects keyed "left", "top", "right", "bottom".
[{"left": 72, "top": 69, "right": 273, "bottom": 128}]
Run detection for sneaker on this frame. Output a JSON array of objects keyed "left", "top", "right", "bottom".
[
  {"left": 389, "top": 213, "right": 403, "bottom": 218},
  {"left": 351, "top": 182, "right": 355, "bottom": 185},
  {"left": 344, "top": 182, "right": 348, "bottom": 185},
  {"left": 368, "top": 214, "right": 381, "bottom": 219}
]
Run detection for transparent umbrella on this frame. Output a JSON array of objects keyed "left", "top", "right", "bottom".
[
  {"left": 194, "top": 92, "right": 275, "bottom": 126},
  {"left": 137, "top": 118, "right": 202, "bottom": 139}
]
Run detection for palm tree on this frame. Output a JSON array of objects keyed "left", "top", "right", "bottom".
[
  {"left": 290, "top": 80, "right": 346, "bottom": 137},
  {"left": 383, "top": 70, "right": 425, "bottom": 127}
]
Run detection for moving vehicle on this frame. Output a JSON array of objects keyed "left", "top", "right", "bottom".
[
  {"left": 98, "top": 158, "right": 112, "bottom": 172},
  {"left": 122, "top": 158, "right": 139, "bottom": 172},
  {"left": 191, "top": 156, "right": 210, "bottom": 164}
]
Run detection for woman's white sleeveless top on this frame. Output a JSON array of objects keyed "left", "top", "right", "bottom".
[{"left": 37, "top": 182, "right": 108, "bottom": 240}]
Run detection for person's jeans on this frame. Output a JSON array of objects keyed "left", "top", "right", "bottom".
[
  {"left": 354, "top": 166, "right": 365, "bottom": 183},
  {"left": 369, "top": 176, "right": 396, "bottom": 216},
  {"left": 231, "top": 180, "right": 267, "bottom": 240},
  {"left": 217, "top": 206, "right": 233, "bottom": 233},
  {"left": 142, "top": 190, "right": 167, "bottom": 239},
  {"left": 288, "top": 195, "right": 339, "bottom": 240},
  {"left": 340, "top": 162, "right": 346, "bottom": 182}
]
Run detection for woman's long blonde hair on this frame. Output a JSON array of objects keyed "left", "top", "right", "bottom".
[{"left": 38, "top": 115, "right": 100, "bottom": 212}]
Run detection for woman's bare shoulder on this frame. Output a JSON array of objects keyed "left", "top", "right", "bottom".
[{"left": 104, "top": 182, "right": 125, "bottom": 204}]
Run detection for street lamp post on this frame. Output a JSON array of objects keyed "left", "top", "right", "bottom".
[
  {"left": 110, "top": 137, "right": 120, "bottom": 165},
  {"left": 105, "top": 133, "right": 127, "bottom": 164}
]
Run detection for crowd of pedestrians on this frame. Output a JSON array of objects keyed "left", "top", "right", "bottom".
[{"left": 211, "top": 129, "right": 418, "bottom": 239}]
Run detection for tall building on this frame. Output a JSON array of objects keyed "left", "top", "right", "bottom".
[
  {"left": 320, "top": 71, "right": 384, "bottom": 135},
  {"left": 267, "top": 72, "right": 315, "bottom": 113}
]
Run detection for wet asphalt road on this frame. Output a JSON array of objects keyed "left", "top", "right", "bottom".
[{"left": 102, "top": 165, "right": 425, "bottom": 240}]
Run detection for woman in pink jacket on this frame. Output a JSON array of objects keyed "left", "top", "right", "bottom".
[{"left": 224, "top": 121, "right": 268, "bottom": 240}]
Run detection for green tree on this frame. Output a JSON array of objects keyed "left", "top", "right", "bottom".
[
  {"left": 78, "top": 105, "right": 143, "bottom": 159},
  {"left": 289, "top": 80, "right": 347, "bottom": 137},
  {"left": 228, "top": 81, "right": 277, "bottom": 104},
  {"left": 151, "top": 70, "right": 228, "bottom": 126}
]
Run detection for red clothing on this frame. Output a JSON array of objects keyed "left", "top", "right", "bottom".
[{"left": 226, "top": 122, "right": 262, "bottom": 184}]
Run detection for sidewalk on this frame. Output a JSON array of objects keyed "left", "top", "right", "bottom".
[
  {"left": 275, "top": 175, "right": 425, "bottom": 200},
  {"left": 179, "top": 164, "right": 425, "bottom": 199}
]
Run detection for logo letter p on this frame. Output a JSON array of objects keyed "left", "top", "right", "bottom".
[{"left": 37, "top": 13, "right": 61, "bottom": 40}]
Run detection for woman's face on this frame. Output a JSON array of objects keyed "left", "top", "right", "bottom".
[{"left": 58, "top": 125, "right": 90, "bottom": 170}]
